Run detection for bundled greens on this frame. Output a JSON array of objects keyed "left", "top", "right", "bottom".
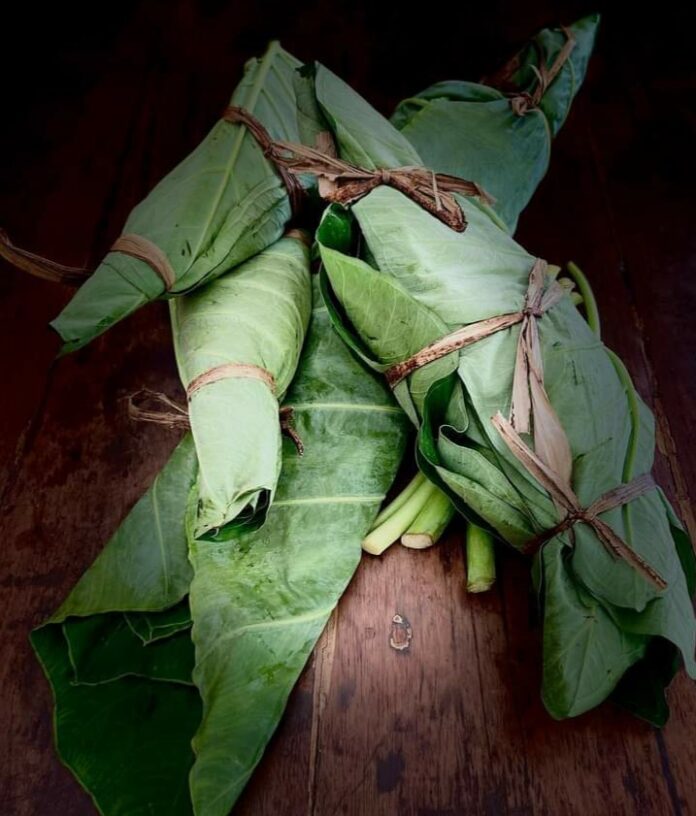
[
  {"left": 22, "top": 13, "right": 696, "bottom": 816},
  {"left": 392, "top": 14, "right": 599, "bottom": 231},
  {"left": 316, "top": 21, "right": 695, "bottom": 721},
  {"left": 48, "top": 42, "right": 316, "bottom": 353},
  {"left": 33, "top": 277, "right": 408, "bottom": 815},
  {"left": 170, "top": 233, "right": 311, "bottom": 538}
]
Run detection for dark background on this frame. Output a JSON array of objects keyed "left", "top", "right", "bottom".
[
  {"left": 1, "top": 2, "right": 696, "bottom": 815},
  {"left": 1, "top": 1, "right": 694, "bottom": 231}
]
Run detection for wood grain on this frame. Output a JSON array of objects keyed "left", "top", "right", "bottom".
[{"left": 1, "top": 4, "right": 694, "bottom": 815}]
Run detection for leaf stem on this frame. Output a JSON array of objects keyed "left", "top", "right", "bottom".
[
  {"left": 371, "top": 472, "right": 426, "bottom": 528},
  {"left": 565, "top": 261, "right": 601, "bottom": 338},
  {"left": 466, "top": 525, "right": 496, "bottom": 593},
  {"left": 362, "top": 477, "right": 437, "bottom": 556},
  {"left": 401, "top": 487, "right": 455, "bottom": 550}
]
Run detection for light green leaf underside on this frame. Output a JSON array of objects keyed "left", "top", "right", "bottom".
[
  {"left": 317, "top": 37, "right": 695, "bottom": 720},
  {"left": 52, "top": 44, "right": 319, "bottom": 352},
  {"left": 170, "top": 236, "right": 311, "bottom": 538},
  {"left": 187, "top": 286, "right": 408, "bottom": 816},
  {"left": 391, "top": 15, "right": 600, "bottom": 232}
]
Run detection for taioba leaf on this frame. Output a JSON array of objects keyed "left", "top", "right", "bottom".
[
  {"left": 34, "top": 280, "right": 408, "bottom": 815},
  {"left": 392, "top": 15, "right": 600, "bottom": 231},
  {"left": 187, "top": 288, "right": 408, "bottom": 815},
  {"left": 170, "top": 235, "right": 311, "bottom": 538},
  {"left": 316, "top": 30, "right": 695, "bottom": 721},
  {"left": 52, "top": 43, "right": 319, "bottom": 353}
]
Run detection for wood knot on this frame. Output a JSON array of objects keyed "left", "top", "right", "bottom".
[{"left": 389, "top": 613, "right": 412, "bottom": 652}]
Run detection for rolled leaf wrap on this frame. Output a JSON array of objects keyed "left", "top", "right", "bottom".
[
  {"left": 170, "top": 233, "right": 311, "bottom": 539},
  {"left": 316, "top": 26, "right": 696, "bottom": 722},
  {"left": 51, "top": 42, "right": 316, "bottom": 353},
  {"left": 392, "top": 14, "right": 600, "bottom": 231}
]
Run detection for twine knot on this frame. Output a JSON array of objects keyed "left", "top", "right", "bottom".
[
  {"left": 492, "top": 414, "right": 666, "bottom": 590},
  {"left": 523, "top": 303, "right": 544, "bottom": 319},
  {"left": 485, "top": 26, "right": 576, "bottom": 117},
  {"left": 222, "top": 106, "right": 492, "bottom": 233}
]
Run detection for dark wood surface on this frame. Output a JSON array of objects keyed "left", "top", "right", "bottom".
[{"left": 1, "top": 3, "right": 695, "bottom": 814}]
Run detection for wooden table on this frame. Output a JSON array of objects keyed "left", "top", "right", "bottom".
[{"left": 2, "top": 3, "right": 695, "bottom": 814}]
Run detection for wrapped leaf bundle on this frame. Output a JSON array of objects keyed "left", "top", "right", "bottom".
[
  {"left": 316, "top": 33, "right": 696, "bottom": 721},
  {"left": 33, "top": 276, "right": 408, "bottom": 815},
  {"left": 24, "top": 15, "right": 695, "bottom": 816},
  {"left": 170, "top": 232, "right": 311, "bottom": 538},
  {"left": 20, "top": 42, "right": 316, "bottom": 353},
  {"left": 392, "top": 15, "right": 599, "bottom": 231}
]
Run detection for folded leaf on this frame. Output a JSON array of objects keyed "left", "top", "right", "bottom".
[
  {"left": 52, "top": 42, "right": 317, "bottom": 353},
  {"left": 392, "top": 14, "right": 600, "bottom": 231},
  {"left": 187, "top": 290, "right": 407, "bottom": 814},
  {"left": 33, "top": 279, "right": 408, "bottom": 814},
  {"left": 31, "top": 435, "right": 200, "bottom": 815},
  {"left": 170, "top": 234, "right": 311, "bottom": 538}
]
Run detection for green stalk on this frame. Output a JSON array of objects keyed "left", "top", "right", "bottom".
[
  {"left": 370, "top": 471, "right": 426, "bottom": 529},
  {"left": 362, "top": 478, "right": 438, "bottom": 556},
  {"left": 565, "top": 261, "right": 601, "bottom": 338},
  {"left": 466, "top": 525, "right": 496, "bottom": 593},
  {"left": 401, "top": 487, "right": 455, "bottom": 550}
]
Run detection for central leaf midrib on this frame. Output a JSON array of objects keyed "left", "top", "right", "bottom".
[{"left": 189, "top": 41, "right": 284, "bottom": 264}]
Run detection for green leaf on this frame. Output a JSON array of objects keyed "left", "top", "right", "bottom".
[
  {"left": 125, "top": 601, "right": 192, "bottom": 645},
  {"left": 51, "top": 43, "right": 319, "bottom": 353},
  {"left": 47, "top": 435, "right": 197, "bottom": 620},
  {"left": 317, "top": 44, "right": 695, "bottom": 721},
  {"left": 34, "top": 280, "right": 408, "bottom": 814},
  {"left": 319, "top": 243, "right": 455, "bottom": 420},
  {"left": 541, "top": 540, "right": 647, "bottom": 719},
  {"left": 314, "top": 64, "right": 421, "bottom": 169},
  {"left": 395, "top": 95, "right": 548, "bottom": 232},
  {"left": 187, "top": 288, "right": 408, "bottom": 815},
  {"left": 170, "top": 235, "right": 311, "bottom": 538},
  {"left": 611, "top": 637, "right": 681, "bottom": 727},
  {"left": 63, "top": 614, "right": 194, "bottom": 685},
  {"left": 33, "top": 622, "right": 200, "bottom": 816},
  {"left": 31, "top": 435, "right": 201, "bottom": 815},
  {"left": 392, "top": 15, "right": 600, "bottom": 231}
]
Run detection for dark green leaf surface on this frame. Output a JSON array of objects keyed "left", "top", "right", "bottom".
[
  {"left": 32, "top": 435, "right": 200, "bottom": 815},
  {"left": 33, "top": 623, "right": 200, "bottom": 816}
]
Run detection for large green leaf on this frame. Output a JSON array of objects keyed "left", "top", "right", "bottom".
[
  {"left": 34, "top": 279, "right": 408, "bottom": 814},
  {"left": 32, "top": 622, "right": 201, "bottom": 816},
  {"left": 187, "top": 289, "right": 407, "bottom": 815},
  {"left": 319, "top": 244, "right": 455, "bottom": 421},
  {"left": 314, "top": 66, "right": 420, "bottom": 170},
  {"left": 44, "top": 435, "right": 197, "bottom": 619},
  {"left": 170, "top": 234, "right": 311, "bottom": 538},
  {"left": 31, "top": 435, "right": 200, "bottom": 816},
  {"left": 540, "top": 540, "right": 647, "bottom": 719},
  {"left": 51, "top": 43, "right": 318, "bottom": 353}
]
